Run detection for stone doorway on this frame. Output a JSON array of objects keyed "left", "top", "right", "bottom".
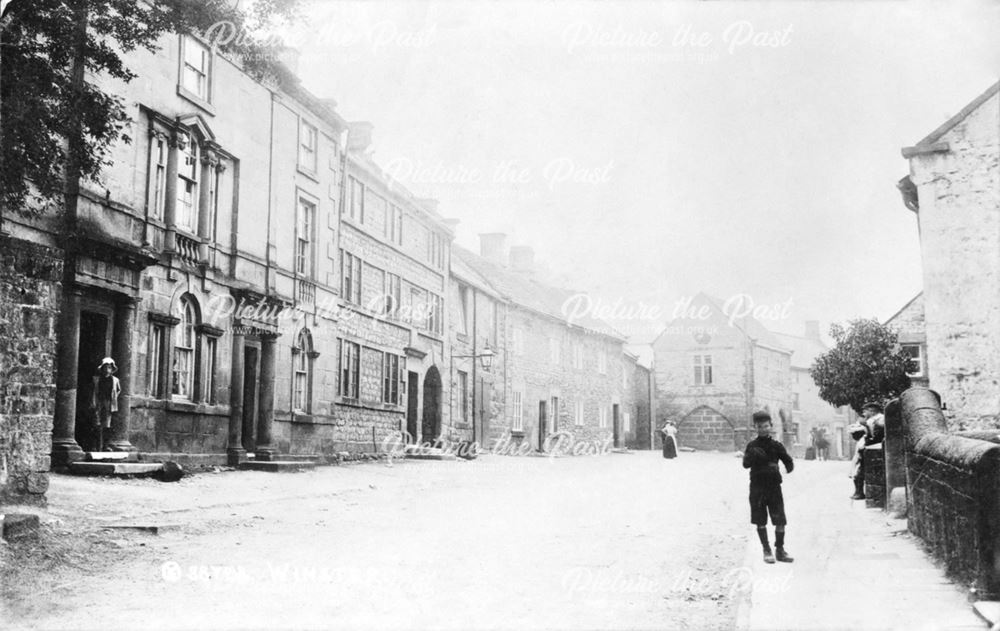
[
  {"left": 406, "top": 371, "right": 419, "bottom": 443},
  {"left": 74, "top": 308, "right": 112, "bottom": 452},
  {"left": 421, "top": 366, "right": 441, "bottom": 445},
  {"left": 241, "top": 345, "right": 260, "bottom": 452}
]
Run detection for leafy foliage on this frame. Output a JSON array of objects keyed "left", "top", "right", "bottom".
[
  {"left": 809, "top": 318, "right": 912, "bottom": 415},
  {"left": 1, "top": 0, "right": 302, "bottom": 216}
]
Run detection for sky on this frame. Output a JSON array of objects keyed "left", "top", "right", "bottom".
[{"left": 278, "top": 0, "right": 1000, "bottom": 344}]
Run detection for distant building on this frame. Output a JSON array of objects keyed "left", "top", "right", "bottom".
[
  {"left": 455, "top": 236, "right": 632, "bottom": 453},
  {"left": 623, "top": 351, "right": 654, "bottom": 450},
  {"left": 884, "top": 293, "right": 929, "bottom": 389},
  {"left": 900, "top": 81, "right": 1000, "bottom": 423},
  {"left": 773, "top": 323, "right": 852, "bottom": 459},
  {"left": 448, "top": 240, "right": 507, "bottom": 447},
  {"left": 652, "top": 293, "right": 793, "bottom": 451}
]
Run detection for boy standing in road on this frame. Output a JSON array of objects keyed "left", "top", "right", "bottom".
[{"left": 743, "top": 411, "right": 794, "bottom": 564}]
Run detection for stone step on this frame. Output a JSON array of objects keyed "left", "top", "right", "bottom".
[
  {"left": 84, "top": 451, "right": 138, "bottom": 462},
  {"left": 238, "top": 461, "right": 317, "bottom": 473},
  {"left": 139, "top": 453, "right": 228, "bottom": 468},
  {"left": 404, "top": 448, "right": 457, "bottom": 461},
  {"left": 68, "top": 462, "right": 164, "bottom": 477},
  {"left": 270, "top": 454, "right": 324, "bottom": 463}
]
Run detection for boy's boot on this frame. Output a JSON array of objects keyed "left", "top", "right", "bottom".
[
  {"left": 851, "top": 476, "right": 865, "bottom": 500},
  {"left": 774, "top": 528, "right": 793, "bottom": 562},
  {"left": 762, "top": 545, "right": 775, "bottom": 564},
  {"left": 757, "top": 527, "right": 774, "bottom": 563}
]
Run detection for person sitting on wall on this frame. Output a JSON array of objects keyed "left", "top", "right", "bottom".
[
  {"left": 862, "top": 402, "right": 885, "bottom": 446},
  {"left": 91, "top": 357, "right": 121, "bottom": 452},
  {"left": 848, "top": 421, "right": 868, "bottom": 500}
]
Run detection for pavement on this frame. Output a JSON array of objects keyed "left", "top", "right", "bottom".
[{"left": 736, "top": 458, "right": 985, "bottom": 631}]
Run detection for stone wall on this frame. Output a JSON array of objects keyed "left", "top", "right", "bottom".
[
  {"left": 901, "top": 387, "right": 1000, "bottom": 597},
  {"left": 0, "top": 234, "right": 61, "bottom": 505}
]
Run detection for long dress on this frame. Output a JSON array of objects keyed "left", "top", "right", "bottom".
[{"left": 661, "top": 427, "right": 678, "bottom": 459}]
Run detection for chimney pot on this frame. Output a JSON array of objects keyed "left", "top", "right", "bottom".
[
  {"left": 479, "top": 233, "right": 508, "bottom": 266},
  {"left": 347, "top": 122, "right": 374, "bottom": 153}
]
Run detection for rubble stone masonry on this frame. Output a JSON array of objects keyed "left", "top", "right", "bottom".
[
  {"left": 0, "top": 235, "right": 62, "bottom": 504},
  {"left": 907, "top": 89, "right": 1000, "bottom": 424}
]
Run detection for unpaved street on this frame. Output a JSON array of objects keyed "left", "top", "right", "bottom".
[{"left": 3, "top": 452, "right": 754, "bottom": 630}]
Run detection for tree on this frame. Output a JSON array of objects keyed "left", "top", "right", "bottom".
[
  {"left": 0, "top": 0, "right": 302, "bottom": 219},
  {"left": 809, "top": 318, "right": 912, "bottom": 415}
]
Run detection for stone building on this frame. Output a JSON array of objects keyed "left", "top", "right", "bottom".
[
  {"left": 330, "top": 150, "right": 453, "bottom": 454},
  {"left": 652, "top": 293, "right": 793, "bottom": 451},
  {"left": 3, "top": 30, "right": 456, "bottom": 470},
  {"left": 454, "top": 236, "right": 631, "bottom": 453},
  {"left": 623, "top": 351, "right": 654, "bottom": 450},
  {"left": 884, "top": 293, "right": 929, "bottom": 389},
  {"left": 900, "top": 80, "right": 1000, "bottom": 424},
  {"left": 773, "top": 323, "right": 851, "bottom": 459},
  {"left": 448, "top": 241, "right": 506, "bottom": 449}
]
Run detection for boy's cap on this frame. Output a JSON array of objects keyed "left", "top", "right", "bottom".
[
  {"left": 862, "top": 401, "right": 883, "bottom": 412},
  {"left": 751, "top": 411, "right": 771, "bottom": 424}
]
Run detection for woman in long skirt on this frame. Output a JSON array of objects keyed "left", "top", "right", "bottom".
[{"left": 661, "top": 422, "right": 678, "bottom": 459}]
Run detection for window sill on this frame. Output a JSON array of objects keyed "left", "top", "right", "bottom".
[
  {"left": 176, "top": 85, "right": 216, "bottom": 116},
  {"left": 297, "top": 166, "right": 320, "bottom": 183},
  {"left": 334, "top": 397, "right": 404, "bottom": 413}
]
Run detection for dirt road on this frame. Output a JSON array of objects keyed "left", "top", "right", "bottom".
[{"left": 2, "top": 451, "right": 753, "bottom": 630}]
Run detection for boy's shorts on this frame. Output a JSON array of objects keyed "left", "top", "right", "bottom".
[{"left": 749, "top": 483, "right": 787, "bottom": 526}]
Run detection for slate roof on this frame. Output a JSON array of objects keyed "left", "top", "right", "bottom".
[{"left": 452, "top": 245, "right": 625, "bottom": 341}]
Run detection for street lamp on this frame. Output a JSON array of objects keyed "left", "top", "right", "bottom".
[{"left": 454, "top": 342, "right": 495, "bottom": 370}]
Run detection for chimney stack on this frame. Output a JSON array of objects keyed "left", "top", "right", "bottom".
[
  {"left": 416, "top": 198, "right": 440, "bottom": 215},
  {"left": 479, "top": 233, "right": 508, "bottom": 266},
  {"left": 347, "top": 122, "right": 374, "bottom": 153},
  {"left": 276, "top": 46, "right": 301, "bottom": 75},
  {"left": 805, "top": 320, "right": 821, "bottom": 340},
  {"left": 510, "top": 245, "right": 535, "bottom": 273}
]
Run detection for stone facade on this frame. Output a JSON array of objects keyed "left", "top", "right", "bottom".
[
  {"left": 884, "top": 293, "right": 929, "bottom": 389},
  {"left": 453, "top": 241, "right": 632, "bottom": 455},
  {"left": 623, "top": 353, "right": 653, "bottom": 450},
  {"left": 4, "top": 30, "right": 458, "bottom": 467},
  {"left": 0, "top": 235, "right": 61, "bottom": 504},
  {"left": 4, "top": 26, "right": 645, "bottom": 474},
  {"left": 653, "top": 293, "right": 792, "bottom": 451},
  {"left": 902, "top": 82, "right": 1000, "bottom": 426},
  {"left": 448, "top": 253, "right": 506, "bottom": 449}
]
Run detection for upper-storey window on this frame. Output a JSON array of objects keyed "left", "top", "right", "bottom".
[
  {"left": 299, "top": 120, "right": 317, "bottom": 173},
  {"left": 427, "top": 231, "right": 445, "bottom": 268},
  {"left": 348, "top": 177, "right": 365, "bottom": 223},
  {"left": 176, "top": 138, "right": 199, "bottom": 233},
  {"left": 179, "top": 36, "right": 211, "bottom": 106},
  {"left": 296, "top": 198, "right": 315, "bottom": 278},
  {"left": 149, "top": 134, "right": 167, "bottom": 221}
]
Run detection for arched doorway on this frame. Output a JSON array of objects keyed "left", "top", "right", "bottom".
[
  {"left": 677, "top": 406, "right": 736, "bottom": 451},
  {"left": 421, "top": 366, "right": 442, "bottom": 445}
]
